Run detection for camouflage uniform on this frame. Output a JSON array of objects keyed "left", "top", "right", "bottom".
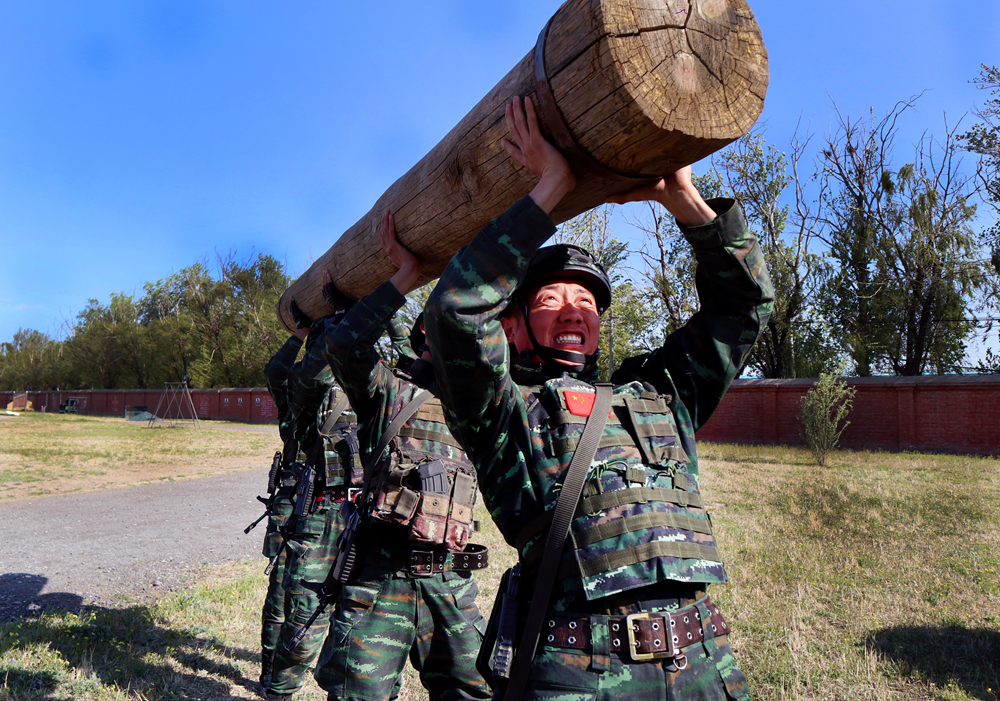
[
  {"left": 425, "top": 196, "right": 774, "bottom": 701},
  {"left": 314, "top": 283, "right": 491, "bottom": 701},
  {"left": 261, "top": 335, "right": 307, "bottom": 676},
  {"left": 265, "top": 322, "right": 363, "bottom": 698}
]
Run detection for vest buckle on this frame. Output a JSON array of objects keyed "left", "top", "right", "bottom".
[{"left": 625, "top": 612, "right": 677, "bottom": 661}]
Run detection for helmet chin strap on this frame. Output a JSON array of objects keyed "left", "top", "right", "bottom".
[{"left": 515, "top": 298, "right": 598, "bottom": 373}]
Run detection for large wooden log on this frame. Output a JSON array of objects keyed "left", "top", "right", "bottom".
[{"left": 278, "top": 0, "right": 768, "bottom": 331}]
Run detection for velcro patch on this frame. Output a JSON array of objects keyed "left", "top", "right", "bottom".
[{"left": 564, "top": 390, "right": 613, "bottom": 418}]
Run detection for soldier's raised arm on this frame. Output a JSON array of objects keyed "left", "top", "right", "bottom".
[{"left": 608, "top": 175, "right": 775, "bottom": 434}]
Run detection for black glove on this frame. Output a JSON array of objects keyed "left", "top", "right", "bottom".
[
  {"left": 289, "top": 299, "right": 312, "bottom": 330},
  {"left": 322, "top": 280, "right": 353, "bottom": 313}
]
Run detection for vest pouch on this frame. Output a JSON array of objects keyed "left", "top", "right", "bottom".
[
  {"left": 445, "top": 471, "right": 477, "bottom": 552},
  {"left": 374, "top": 483, "right": 420, "bottom": 525},
  {"left": 408, "top": 493, "right": 450, "bottom": 546}
]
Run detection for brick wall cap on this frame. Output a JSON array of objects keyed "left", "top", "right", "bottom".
[{"left": 731, "top": 375, "right": 1000, "bottom": 389}]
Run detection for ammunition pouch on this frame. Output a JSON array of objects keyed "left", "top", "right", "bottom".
[{"left": 371, "top": 456, "right": 478, "bottom": 552}]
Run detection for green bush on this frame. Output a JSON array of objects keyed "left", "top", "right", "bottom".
[{"left": 798, "top": 372, "right": 856, "bottom": 466}]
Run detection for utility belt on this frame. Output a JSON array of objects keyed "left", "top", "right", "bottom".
[
  {"left": 540, "top": 596, "right": 729, "bottom": 668},
  {"left": 326, "top": 486, "right": 363, "bottom": 504},
  {"left": 363, "top": 543, "right": 489, "bottom": 577}
]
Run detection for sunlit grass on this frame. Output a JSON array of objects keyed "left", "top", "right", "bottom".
[
  {"left": 0, "top": 414, "right": 274, "bottom": 500},
  {"left": 2, "top": 442, "right": 998, "bottom": 699}
]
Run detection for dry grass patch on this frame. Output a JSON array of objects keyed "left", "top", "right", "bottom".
[
  {"left": 701, "top": 442, "right": 1000, "bottom": 700},
  {"left": 0, "top": 413, "right": 275, "bottom": 501},
  {"left": 2, "top": 443, "right": 997, "bottom": 700}
]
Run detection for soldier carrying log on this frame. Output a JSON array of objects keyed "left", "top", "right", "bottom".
[
  {"left": 423, "top": 95, "right": 775, "bottom": 700},
  {"left": 311, "top": 211, "right": 491, "bottom": 701}
]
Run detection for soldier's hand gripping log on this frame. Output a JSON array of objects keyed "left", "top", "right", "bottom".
[{"left": 244, "top": 451, "right": 283, "bottom": 534}]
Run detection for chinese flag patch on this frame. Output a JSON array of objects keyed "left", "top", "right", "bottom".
[{"left": 564, "top": 390, "right": 613, "bottom": 418}]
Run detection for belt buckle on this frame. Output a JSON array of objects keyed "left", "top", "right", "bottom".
[
  {"left": 625, "top": 612, "right": 675, "bottom": 662},
  {"left": 409, "top": 550, "right": 436, "bottom": 577},
  {"left": 347, "top": 488, "right": 362, "bottom": 502}
]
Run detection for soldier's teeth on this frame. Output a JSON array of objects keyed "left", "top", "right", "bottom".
[{"left": 555, "top": 334, "right": 583, "bottom": 344}]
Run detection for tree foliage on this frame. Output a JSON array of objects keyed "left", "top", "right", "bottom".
[
  {"left": 717, "top": 131, "right": 839, "bottom": 378},
  {"left": 0, "top": 252, "right": 290, "bottom": 391},
  {"left": 819, "top": 101, "right": 984, "bottom": 375}
]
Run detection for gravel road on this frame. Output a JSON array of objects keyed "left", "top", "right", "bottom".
[{"left": 0, "top": 464, "right": 273, "bottom": 621}]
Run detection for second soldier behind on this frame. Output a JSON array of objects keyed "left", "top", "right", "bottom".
[
  {"left": 312, "top": 210, "right": 491, "bottom": 701},
  {"left": 259, "top": 285, "right": 362, "bottom": 701}
]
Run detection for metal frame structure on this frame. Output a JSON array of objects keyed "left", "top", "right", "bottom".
[{"left": 148, "top": 381, "right": 200, "bottom": 428}]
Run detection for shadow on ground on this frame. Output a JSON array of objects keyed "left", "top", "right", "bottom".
[
  {"left": 0, "top": 574, "right": 259, "bottom": 700},
  {"left": 0, "top": 573, "right": 83, "bottom": 622},
  {"left": 867, "top": 624, "right": 1000, "bottom": 700}
]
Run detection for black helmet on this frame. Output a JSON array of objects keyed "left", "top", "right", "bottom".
[
  {"left": 506, "top": 244, "right": 612, "bottom": 374},
  {"left": 515, "top": 244, "right": 612, "bottom": 314}
]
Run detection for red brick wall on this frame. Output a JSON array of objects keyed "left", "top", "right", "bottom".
[
  {"left": 7, "top": 376, "right": 1000, "bottom": 454},
  {"left": 697, "top": 375, "right": 1000, "bottom": 455}
]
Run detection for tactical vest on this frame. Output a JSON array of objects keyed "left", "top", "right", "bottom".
[
  {"left": 314, "top": 384, "right": 360, "bottom": 488},
  {"left": 515, "top": 376, "right": 726, "bottom": 601},
  {"left": 371, "top": 395, "right": 478, "bottom": 553}
]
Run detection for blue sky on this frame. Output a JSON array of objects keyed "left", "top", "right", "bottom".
[{"left": 2, "top": 0, "right": 999, "bottom": 353}]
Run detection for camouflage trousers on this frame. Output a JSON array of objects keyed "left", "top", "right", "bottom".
[
  {"left": 261, "top": 486, "right": 297, "bottom": 660},
  {"left": 267, "top": 491, "right": 348, "bottom": 695},
  {"left": 515, "top": 594, "right": 748, "bottom": 701},
  {"left": 314, "top": 549, "right": 491, "bottom": 701}
]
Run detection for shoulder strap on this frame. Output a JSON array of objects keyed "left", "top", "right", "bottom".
[
  {"left": 357, "top": 389, "right": 433, "bottom": 511},
  {"left": 319, "top": 390, "right": 351, "bottom": 437},
  {"left": 503, "top": 382, "right": 613, "bottom": 701}
]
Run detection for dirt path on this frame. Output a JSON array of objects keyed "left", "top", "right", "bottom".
[{"left": 0, "top": 464, "right": 273, "bottom": 621}]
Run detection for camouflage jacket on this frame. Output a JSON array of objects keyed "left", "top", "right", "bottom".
[
  {"left": 321, "top": 281, "right": 475, "bottom": 546},
  {"left": 425, "top": 195, "right": 774, "bottom": 606},
  {"left": 263, "top": 334, "right": 304, "bottom": 445}
]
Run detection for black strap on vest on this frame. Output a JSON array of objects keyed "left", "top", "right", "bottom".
[
  {"left": 502, "top": 383, "right": 613, "bottom": 701},
  {"left": 320, "top": 391, "right": 351, "bottom": 437},
  {"left": 357, "top": 389, "right": 433, "bottom": 513}
]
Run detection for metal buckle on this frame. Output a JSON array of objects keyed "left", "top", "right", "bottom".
[
  {"left": 625, "top": 612, "right": 675, "bottom": 662},
  {"left": 409, "top": 550, "right": 438, "bottom": 577},
  {"left": 347, "top": 488, "right": 362, "bottom": 502}
]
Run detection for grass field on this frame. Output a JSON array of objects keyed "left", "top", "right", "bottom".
[
  {"left": 0, "top": 413, "right": 274, "bottom": 501},
  {"left": 1, "top": 423, "right": 998, "bottom": 700}
]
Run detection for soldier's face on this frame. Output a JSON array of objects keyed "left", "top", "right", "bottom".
[{"left": 502, "top": 281, "right": 600, "bottom": 364}]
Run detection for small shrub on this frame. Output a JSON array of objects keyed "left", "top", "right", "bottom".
[{"left": 798, "top": 372, "right": 856, "bottom": 466}]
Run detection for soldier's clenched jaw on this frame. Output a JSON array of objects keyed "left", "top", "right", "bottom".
[{"left": 501, "top": 281, "right": 600, "bottom": 366}]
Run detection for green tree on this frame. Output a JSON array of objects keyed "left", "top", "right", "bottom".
[
  {"left": 142, "top": 269, "right": 200, "bottom": 385},
  {"left": 184, "top": 253, "right": 290, "bottom": 388},
  {"left": 66, "top": 301, "right": 126, "bottom": 389},
  {"left": 819, "top": 100, "right": 985, "bottom": 375},
  {"left": 962, "top": 64, "right": 1000, "bottom": 365},
  {"left": 963, "top": 64, "right": 1000, "bottom": 250},
  {"left": 716, "top": 131, "right": 838, "bottom": 378},
  {"left": 0, "top": 329, "right": 65, "bottom": 391}
]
